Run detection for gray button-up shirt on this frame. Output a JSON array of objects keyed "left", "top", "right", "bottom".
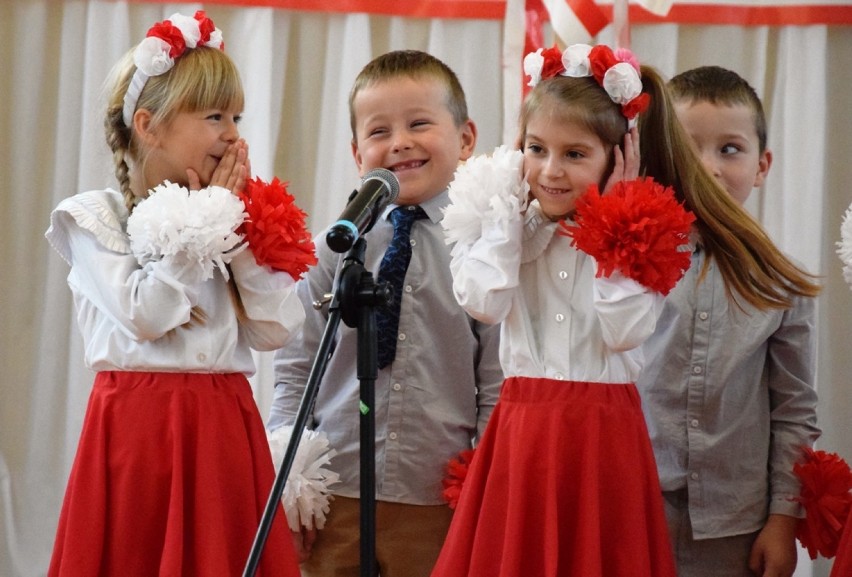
[
  {"left": 636, "top": 246, "right": 820, "bottom": 539},
  {"left": 268, "top": 189, "right": 503, "bottom": 505}
]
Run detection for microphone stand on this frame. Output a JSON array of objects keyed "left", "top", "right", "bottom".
[{"left": 243, "top": 237, "right": 390, "bottom": 577}]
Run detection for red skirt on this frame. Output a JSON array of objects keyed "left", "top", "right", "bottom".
[
  {"left": 48, "top": 371, "right": 300, "bottom": 577},
  {"left": 431, "top": 377, "right": 677, "bottom": 577}
]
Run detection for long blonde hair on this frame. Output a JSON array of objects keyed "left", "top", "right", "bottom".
[
  {"left": 103, "top": 45, "right": 248, "bottom": 323},
  {"left": 104, "top": 46, "right": 244, "bottom": 208},
  {"left": 518, "top": 65, "right": 819, "bottom": 310}
]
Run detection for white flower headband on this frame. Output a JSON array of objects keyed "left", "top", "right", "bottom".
[
  {"left": 523, "top": 43, "right": 650, "bottom": 125},
  {"left": 122, "top": 11, "right": 224, "bottom": 128}
]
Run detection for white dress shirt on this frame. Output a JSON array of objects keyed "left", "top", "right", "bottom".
[
  {"left": 46, "top": 189, "right": 305, "bottom": 374},
  {"left": 451, "top": 200, "right": 663, "bottom": 384}
]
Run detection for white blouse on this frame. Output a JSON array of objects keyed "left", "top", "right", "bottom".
[
  {"left": 46, "top": 189, "right": 305, "bottom": 374},
  {"left": 450, "top": 199, "right": 662, "bottom": 384}
]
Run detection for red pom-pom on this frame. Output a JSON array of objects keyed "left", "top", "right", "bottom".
[
  {"left": 147, "top": 21, "right": 186, "bottom": 58},
  {"left": 588, "top": 45, "right": 618, "bottom": 85},
  {"left": 558, "top": 177, "right": 695, "bottom": 295},
  {"left": 622, "top": 92, "right": 651, "bottom": 120},
  {"left": 239, "top": 177, "right": 318, "bottom": 279},
  {"left": 540, "top": 44, "right": 567, "bottom": 80},
  {"left": 793, "top": 447, "right": 852, "bottom": 559},
  {"left": 441, "top": 449, "right": 476, "bottom": 510},
  {"left": 194, "top": 11, "right": 216, "bottom": 45}
]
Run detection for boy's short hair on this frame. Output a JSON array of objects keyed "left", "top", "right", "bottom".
[
  {"left": 668, "top": 65, "right": 768, "bottom": 153},
  {"left": 348, "top": 50, "right": 469, "bottom": 139}
]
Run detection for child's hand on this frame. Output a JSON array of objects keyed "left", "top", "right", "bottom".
[
  {"left": 186, "top": 139, "right": 250, "bottom": 194},
  {"left": 291, "top": 525, "right": 318, "bottom": 563},
  {"left": 747, "top": 514, "right": 798, "bottom": 577},
  {"left": 602, "top": 126, "right": 640, "bottom": 194}
]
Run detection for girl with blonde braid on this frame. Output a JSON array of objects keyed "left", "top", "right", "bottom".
[{"left": 45, "top": 12, "right": 312, "bottom": 576}]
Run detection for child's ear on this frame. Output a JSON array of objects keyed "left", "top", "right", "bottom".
[
  {"left": 351, "top": 138, "right": 365, "bottom": 177},
  {"left": 753, "top": 148, "right": 772, "bottom": 188},
  {"left": 458, "top": 119, "right": 478, "bottom": 161},
  {"left": 132, "top": 108, "right": 157, "bottom": 148}
]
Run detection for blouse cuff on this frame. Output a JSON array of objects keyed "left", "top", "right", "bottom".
[
  {"left": 593, "top": 269, "right": 650, "bottom": 301},
  {"left": 769, "top": 495, "right": 804, "bottom": 519}
]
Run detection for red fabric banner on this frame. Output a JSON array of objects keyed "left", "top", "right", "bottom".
[
  {"left": 135, "top": 0, "right": 507, "bottom": 19},
  {"left": 131, "top": 0, "right": 852, "bottom": 25},
  {"left": 614, "top": 3, "right": 852, "bottom": 25},
  {"left": 567, "top": 0, "right": 610, "bottom": 33}
]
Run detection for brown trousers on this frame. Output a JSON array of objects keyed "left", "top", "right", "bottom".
[
  {"left": 300, "top": 496, "right": 454, "bottom": 577},
  {"left": 663, "top": 489, "right": 760, "bottom": 577}
]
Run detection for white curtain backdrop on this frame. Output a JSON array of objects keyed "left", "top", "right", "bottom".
[{"left": 1, "top": 1, "right": 850, "bottom": 575}]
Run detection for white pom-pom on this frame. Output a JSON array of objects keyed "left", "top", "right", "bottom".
[
  {"left": 838, "top": 203, "right": 852, "bottom": 288},
  {"left": 603, "top": 62, "right": 643, "bottom": 104},
  {"left": 562, "top": 43, "right": 593, "bottom": 77},
  {"left": 268, "top": 425, "right": 340, "bottom": 531},
  {"left": 127, "top": 182, "right": 246, "bottom": 280},
  {"left": 133, "top": 37, "right": 174, "bottom": 76},
  {"left": 442, "top": 145, "right": 528, "bottom": 253},
  {"left": 523, "top": 49, "right": 544, "bottom": 87},
  {"left": 205, "top": 28, "right": 224, "bottom": 49},
  {"left": 167, "top": 13, "right": 202, "bottom": 49}
]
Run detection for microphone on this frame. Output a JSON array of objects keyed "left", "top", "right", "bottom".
[{"left": 326, "top": 168, "right": 400, "bottom": 253}]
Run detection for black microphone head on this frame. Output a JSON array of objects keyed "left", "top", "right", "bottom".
[
  {"left": 325, "top": 168, "right": 401, "bottom": 253},
  {"left": 325, "top": 225, "right": 357, "bottom": 254},
  {"left": 362, "top": 168, "right": 400, "bottom": 203}
]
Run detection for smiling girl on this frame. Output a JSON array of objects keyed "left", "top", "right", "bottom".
[
  {"left": 432, "top": 43, "right": 708, "bottom": 577},
  {"left": 44, "top": 12, "right": 306, "bottom": 576}
]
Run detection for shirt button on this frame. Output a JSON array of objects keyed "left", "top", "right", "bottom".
[
  {"left": 692, "top": 366, "right": 702, "bottom": 375},
  {"left": 555, "top": 313, "right": 565, "bottom": 322},
  {"left": 197, "top": 353, "right": 207, "bottom": 362},
  {"left": 554, "top": 373, "right": 565, "bottom": 380},
  {"left": 558, "top": 271, "right": 568, "bottom": 280},
  {"left": 393, "top": 383, "right": 402, "bottom": 391},
  {"left": 398, "top": 333, "right": 406, "bottom": 341},
  {"left": 690, "top": 419, "right": 699, "bottom": 427},
  {"left": 389, "top": 432, "right": 398, "bottom": 440},
  {"left": 698, "top": 312, "right": 709, "bottom": 321},
  {"left": 690, "top": 472, "right": 699, "bottom": 481},
  {"left": 409, "top": 239, "right": 417, "bottom": 247},
  {"left": 404, "top": 285, "right": 413, "bottom": 293}
]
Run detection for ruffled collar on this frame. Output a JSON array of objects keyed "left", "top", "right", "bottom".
[{"left": 521, "top": 200, "right": 559, "bottom": 263}]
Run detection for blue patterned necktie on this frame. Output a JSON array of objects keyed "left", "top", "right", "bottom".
[{"left": 376, "top": 205, "right": 427, "bottom": 369}]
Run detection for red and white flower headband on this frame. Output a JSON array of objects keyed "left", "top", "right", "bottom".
[
  {"left": 122, "top": 11, "right": 224, "bottom": 128},
  {"left": 523, "top": 43, "right": 651, "bottom": 125}
]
